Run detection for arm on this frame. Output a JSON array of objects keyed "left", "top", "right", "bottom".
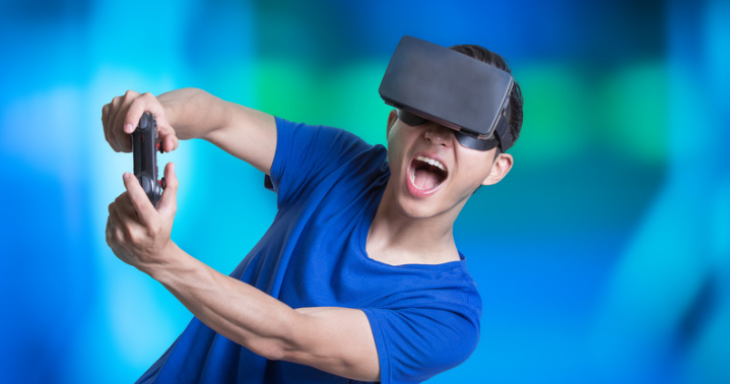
[
  {"left": 106, "top": 162, "right": 380, "bottom": 382},
  {"left": 159, "top": 89, "right": 277, "bottom": 175},
  {"left": 152, "top": 244, "right": 380, "bottom": 382},
  {"left": 102, "top": 88, "right": 277, "bottom": 174}
]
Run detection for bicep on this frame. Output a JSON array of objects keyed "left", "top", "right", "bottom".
[
  {"left": 285, "top": 307, "right": 380, "bottom": 382},
  {"left": 364, "top": 307, "right": 480, "bottom": 383},
  {"left": 204, "top": 102, "right": 277, "bottom": 175}
]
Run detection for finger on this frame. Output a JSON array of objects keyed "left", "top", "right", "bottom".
[
  {"left": 123, "top": 92, "right": 147, "bottom": 135},
  {"left": 112, "top": 90, "right": 139, "bottom": 152},
  {"left": 126, "top": 92, "right": 165, "bottom": 134},
  {"left": 107, "top": 96, "right": 124, "bottom": 151},
  {"left": 158, "top": 119, "right": 178, "bottom": 152},
  {"left": 113, "top": 193, "right": 146, "bottom": 237},
  {"left": 115, "top": 191, "right": 141, "bottom": 222},
  {"left": 111, "top": 98, "right": 133, "bottom": 152},
  {"left": 163, "top": 134, "right": 179, "bottom": 153},
  {"left": 105, "top": 215, "right": 112, "bottom": 245},
  {"left": 102, "top": 103, "right": 110, "bottom": 126},
  {"left": 157, "top": 162, "right": 178, "bottom": 215},
  {"left": 102, "top": 103, "right": 116, "bottom": 151},
  {"left": 108, "top": 202, "right": 126, "bottom": 242},
  {"left": 123, "top": 172, "right": 158, "bottom": 226},
  {"left": 128, "top": 93, "right": 178, "bottom": 153}
]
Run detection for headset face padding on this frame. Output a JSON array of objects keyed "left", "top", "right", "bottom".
[
  {"left": 397, "top": 109, "right": 500, "bottom": 152},
  {"left": 396, "top": 109, "right": 427, "bottom": 126}
]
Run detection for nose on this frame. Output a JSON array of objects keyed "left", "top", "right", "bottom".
[{"left": 423, "top": 123, "right": 453, "bottom": 147}]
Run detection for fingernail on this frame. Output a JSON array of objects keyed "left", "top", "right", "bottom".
[
  {"left": 124, "top": 123, "right": 133, "bottom": 133},
  {"left": 123, "top": 172, "right": 130, "bottom": 180}
]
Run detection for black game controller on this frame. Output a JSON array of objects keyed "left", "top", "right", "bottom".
[{"left": 132, "top": 112, "right": 165, "bottom": 208}]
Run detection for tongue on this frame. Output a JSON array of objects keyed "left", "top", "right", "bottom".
[{"left": 414, "top": 169, "right": 440, "bottom": 190}]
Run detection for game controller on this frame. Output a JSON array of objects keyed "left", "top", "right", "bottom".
[{"left": 132, "top": 112, "right": 165, "bottom": 208}]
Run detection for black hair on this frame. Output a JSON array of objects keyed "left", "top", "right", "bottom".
[{"left": 448, "top": 44, "right": 524, "bottom": 152}]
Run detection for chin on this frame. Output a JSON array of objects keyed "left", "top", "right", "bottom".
[
  {"left": 398, "top": 201, "right": 435, "bottom": 219},
  {"left": 400, "top": 186, "right": 474, "bottom": 222},
  {"left": 395, "top": 192, "right": 450, "bottom": 220}
]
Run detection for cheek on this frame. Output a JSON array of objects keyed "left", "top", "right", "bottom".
[
  {"left": 386, "top": 139, "right": 400, "bottom": 170},
  {"left": 386, "top": 126, "right": 411, "bottom": 168},
  {"left": 454, "top": 151, "right": 494, "bottom": 187}
]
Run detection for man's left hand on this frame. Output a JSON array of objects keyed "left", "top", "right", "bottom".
[{"left": 106, "top": 162, "right": 179, "bottom": 274}]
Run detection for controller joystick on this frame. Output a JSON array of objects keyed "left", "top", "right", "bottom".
[{"left": 132, "top": 112, "right": 164, "bottom": 207}]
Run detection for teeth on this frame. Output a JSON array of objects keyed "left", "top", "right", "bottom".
[{"left": 415, "top": 155, "right": 446, "bottom": 172}]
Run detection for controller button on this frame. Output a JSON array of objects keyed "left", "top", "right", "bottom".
[
  {"left": 139, "top": 114, "right": 149, "bottom": 130},
  {"left": 141, "top": 175, "right": 152, "bottom": 193},
  {"left": 159, "top": 178, "right": 166, "bottom": 189}
]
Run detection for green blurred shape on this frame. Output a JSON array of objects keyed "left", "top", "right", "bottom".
[
  {"left": 509, "top": 63, "right": 592, "bottom": 164},
  {"left": 196, "top": 62, "right": 257, "bottom": 108},
  {"left": 252, "top": 60, "right": 325, "bottom": 122},
  {"left": 316, "top": 61, "right": 393, "bottom": 147},
  {"left": 251, "top": 59, "right": 392, "bottom": 147},
  {"left": 600, "top": 61, "right": 669, "bottom": 165}
]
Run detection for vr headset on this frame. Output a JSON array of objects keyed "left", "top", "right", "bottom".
[{"left": 379, "top": 36, "right": 514, "bottom": 152}]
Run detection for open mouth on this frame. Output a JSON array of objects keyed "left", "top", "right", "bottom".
[{"left": 408, "top": 155, "right": 448, "bottom": 192}]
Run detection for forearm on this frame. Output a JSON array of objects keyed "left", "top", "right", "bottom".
[
  {"left": 147, "top": 242, "right": 300, "bottom": 359},
  {"left": 158, "top": 88, "right": 277, "bottom": 174},
  {"left": 157, "top": 88, "right": 233, "bottom": 141}
]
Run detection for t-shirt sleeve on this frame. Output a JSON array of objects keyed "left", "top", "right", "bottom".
[
  {"left": 361, "top": 307, "right": 480, "bottom": 384},
  {"left": 264, "top": 116, "right": 373, "bottom": 207}
]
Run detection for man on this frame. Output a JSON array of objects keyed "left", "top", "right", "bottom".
[{"left": 103, "top": 40, "right": 523, "bottom": 383}]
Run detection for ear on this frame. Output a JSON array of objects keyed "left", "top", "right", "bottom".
[
  {"left": 387, "top": 109, "right": 397, "bottom": 139},
  {"left": 481, "top": 152, "right": 514, "bottom": 186}
]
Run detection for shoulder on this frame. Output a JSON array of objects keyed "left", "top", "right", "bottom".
[
  {"left": 274, "top": 117, "right": 378, "bottom": 158},
  {"left": 267, "top": 117, "right": 388, "bottom": 201},
  {"left": 273, "top": 116, "right": 387, "bottom": 179}
]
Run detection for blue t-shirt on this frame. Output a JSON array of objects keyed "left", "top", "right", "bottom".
[{"left": 137, "top": 117, "right": 482, "bottom": 384}]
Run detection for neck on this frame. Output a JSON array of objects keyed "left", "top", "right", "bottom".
[{"left": 367, "top": 182, "right": 461, "bottom": 265}]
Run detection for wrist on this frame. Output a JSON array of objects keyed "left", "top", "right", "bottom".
[
  {"left": 159, "top": 88, "right": 226, "bottom": 142},
  {"left": 199, "top": 97, "right": 233, "bottom": 143},
  {"left": 161, "top": 101, "right": 179, "bottom": 131},
  {"left": 141, "top": 240, "right": 189, "bottom": 283},
  {"left": 158, "top": 89, "right": 196, "bottom": 140}
]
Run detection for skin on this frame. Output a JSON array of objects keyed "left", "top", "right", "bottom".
[
  {"left": 102, "top": 89, "right": 513, "bottom": 382},
  {"left": 366, "top": 110, "right": 513, "bottom": 265}
]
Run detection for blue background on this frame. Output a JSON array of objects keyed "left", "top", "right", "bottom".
[{"left": 1, "top": 0, "right": 729, "bottom": 383}]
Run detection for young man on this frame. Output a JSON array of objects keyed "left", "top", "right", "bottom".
[{"left": 103, "top": 41, "right": 523, "bottom": 383}]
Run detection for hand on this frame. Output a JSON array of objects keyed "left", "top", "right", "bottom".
[
  {"left": 106, "top": 162, "right": 179, "bottom": 273},
  {"left": 101, "top": 90, "right": 179, "bottom": 153}
]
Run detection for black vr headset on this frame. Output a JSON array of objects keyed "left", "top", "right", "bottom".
[{"left": 379, "top": 36, "right": 515, "bottom": 152}]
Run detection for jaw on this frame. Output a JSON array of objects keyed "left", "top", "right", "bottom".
[{"left": 385, "top": 178, "right": 467, "bottom": 227}]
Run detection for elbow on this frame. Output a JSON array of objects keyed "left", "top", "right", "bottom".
[
  {"left": 244, "top": 336, "right": 289, "bottom": 361},
  {"left": 250, "top": 312, "right": 303, "bottom": 362},
  {"left": 259, "top": 343, "right": 287, "bottom": 361}
]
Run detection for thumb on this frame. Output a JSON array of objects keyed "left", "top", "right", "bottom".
[{"left": 158, "top": 162, "right": 178, "bottom": 215}]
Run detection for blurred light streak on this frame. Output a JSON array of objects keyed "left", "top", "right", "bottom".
[{"left": 591, "top": 1, "right": 730, "bottom": 383}]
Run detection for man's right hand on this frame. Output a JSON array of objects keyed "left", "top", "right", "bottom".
[
  {"left": 102, "top": 90, "right": 179, "bottom": 153},
  {"left": 102, "top": 88, "right": 276, "bottom": 175}
]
